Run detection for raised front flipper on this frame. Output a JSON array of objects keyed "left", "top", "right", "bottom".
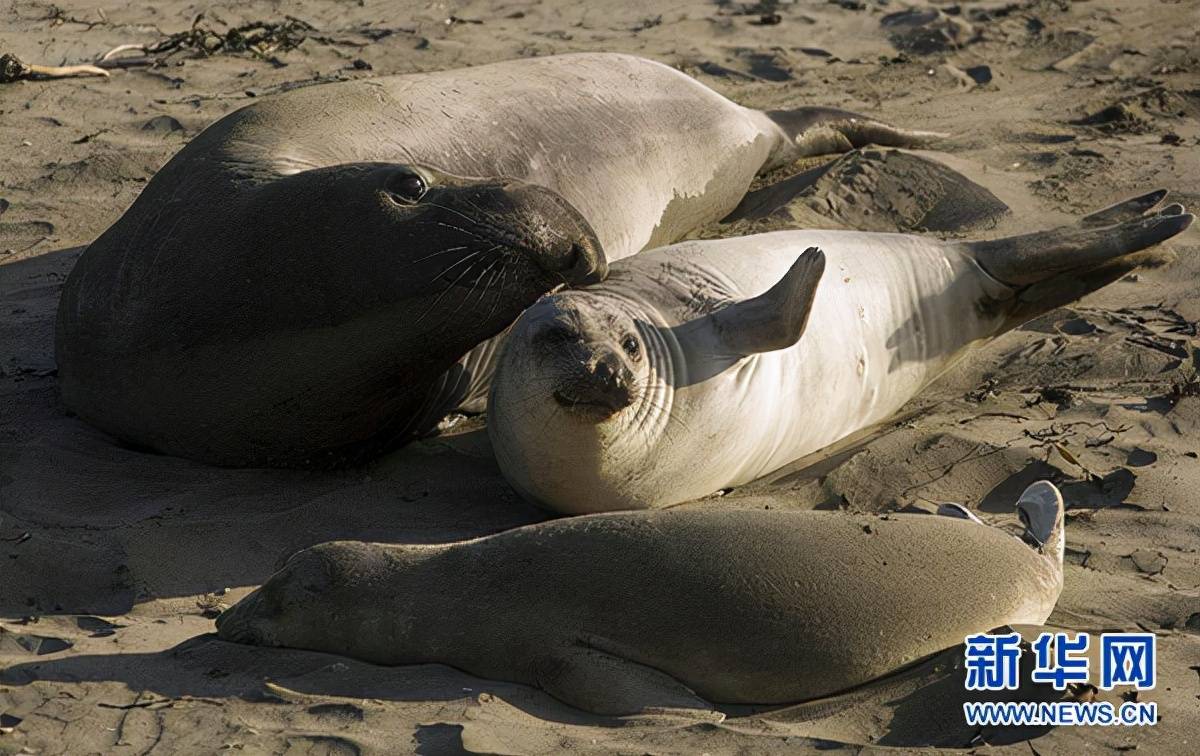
[
  {"left": 533, "top": 642, "right": 721, "bottom": 719},
  {"left": 711, "top": 246, "right": 827, "bottom": 355}
]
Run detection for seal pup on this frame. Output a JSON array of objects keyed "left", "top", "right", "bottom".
[
  {"left": 489, "top": 192, "right": 1192, "bottom": 512},
  {"left": 217, "top": 482, "right": 1066, "bottom": 716},
  {"left": 56, "top": 52, "right": 937, "bottom": 467}
]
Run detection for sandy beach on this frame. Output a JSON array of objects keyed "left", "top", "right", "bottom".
[{"left": 2, "top": 0, "right": 1198, "bottom": 752}]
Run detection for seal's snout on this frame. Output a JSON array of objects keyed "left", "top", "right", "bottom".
[
  {"left": 563, "top": 238, "right": 608, "bottom": 286},
  {"left": 505, "top": 183, "right": 608, "bottom": 286},
  {"left": 215, "top": 592, "right": 264, "bottom": 645},
  {"left": 553, "top": 350, "right": 634, "bottom": 420}
]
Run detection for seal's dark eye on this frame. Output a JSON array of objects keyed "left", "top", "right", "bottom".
[
  {"left": 622, "top": 335, "right": 640, "bottom": 357},
  {"left": 385, "top": 174, "right": 427, "bottom": 204}
]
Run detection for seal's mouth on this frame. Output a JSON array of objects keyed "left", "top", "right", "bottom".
[
  {"left": 553, "top": 387, "right": 630, "bottom": 421},
  {"left": 517, "top": 241, "right": 606, "bottom": 288}
]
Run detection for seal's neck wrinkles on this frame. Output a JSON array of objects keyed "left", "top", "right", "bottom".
[{"left": 625, "top": 308, "right": 678, "bottom": 452}]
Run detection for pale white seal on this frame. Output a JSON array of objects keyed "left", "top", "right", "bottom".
[{"left": 489, "top": 192, "right": 1192, "bottom": 512}]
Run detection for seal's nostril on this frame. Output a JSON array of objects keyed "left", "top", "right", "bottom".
[
  {"left": 561, "top": 237, "right": 607, "bottom": 286},
  {"left": 565, "top": 242, "right": 582, "bottom": 271}
]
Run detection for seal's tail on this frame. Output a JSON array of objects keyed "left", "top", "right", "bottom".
[
  {"left": 1016, "top": 481, "right": 1065, "bottom": 575},
  {"left": 963, "top": 190, "right": 1193, "bottom": 325},
  {"left": 765, "top": 106, "right": 947, "bottom": 159}
]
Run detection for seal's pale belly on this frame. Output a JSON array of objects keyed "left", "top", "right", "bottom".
[
  {"left": 614, "top": 232, "right": 1011, "bottom": 495},
  {"left": 692, "top": 233, "right": 1010, "bottom": 483}
]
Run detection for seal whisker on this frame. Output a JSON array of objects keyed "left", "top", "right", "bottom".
[
  {"left": 416, "top": 260, "right": 483, "bottom": 326},
  {"left": 418, "top": 219, "right": 499, "bottom": 246},
  {"left": 484, "top": 265, "right": 508, "bottom": 322},
  {"left": 451, "top": 259, "right": 500, "bottom": 322},
  {"left": 429, "top": 252, "right": 483, "bottom": 283},
  {"left": 423, "top": 198, "right": 495, "bottom": 228},
  {"left": 408, "top": 245, "right": 471, "bottom": 265},
  {"left": 422, "top": 201, "right": 534, "bottom": 250},
  {"left": 431, "top": 244, "right": 499, "bottom": 282}
]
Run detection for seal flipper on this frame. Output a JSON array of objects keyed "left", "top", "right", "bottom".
[
  {"left": 765, "top": 106, "right": 947, "bottom": 159},
  {"left": 1016, "top": 481, "right": 1066, "bottom": 570},
  {"left": 1078, "top": 189, "right": 1168, "bottom": 228},
  {"left": 533, "top": 644, "right": 719, "bottom": 718},
  {"left": 936, "top": 502, "right": 985, "bottom": 524},
  {"left": 964, "top": 192, "right": 1193, "bottom": 325},
  {"left": 712, "top": 247, "right": 826, "bottom": 355},
  {"left": 967, "top": 192, "right": 1193, "bottom": 287}
]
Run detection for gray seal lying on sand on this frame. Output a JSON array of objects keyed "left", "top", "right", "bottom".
[
  {"left": 55, "top": 52, "right": 935, "bottom": 468},
  {"left": 489, "top": 191, "right": 1192, "bottom": 512},
  {"left": 217, "top": 482, "right": 1066, "bottom": 716}
]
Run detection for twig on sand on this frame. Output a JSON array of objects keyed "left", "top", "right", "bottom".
[
  {"left": 262, "top": 680, "right": 364, "bottom": 706},
  {"left": 2, "top": 13, "right": 321, "bottom": 85},
  {"left": 98, "top": 43, "right": 147, "bottom": 61},
  {"left": 0, "top": 52, "right": 109, "bottom": 83}
]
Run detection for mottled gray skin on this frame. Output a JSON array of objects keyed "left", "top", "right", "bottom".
[
  {"left": 55, "top": 53, "right": 937, "bottom": 467},
  {"left": 218, "top": 485, "right": 1065, "bottom": 716}
]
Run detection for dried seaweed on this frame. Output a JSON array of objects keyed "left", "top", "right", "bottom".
[{"left": 102, "top": 14, "right": 317, "bottom": 62}]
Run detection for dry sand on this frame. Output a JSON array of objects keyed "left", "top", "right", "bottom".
[{"left": 2, "top": 0, "right": 1199, "bottom": 753}]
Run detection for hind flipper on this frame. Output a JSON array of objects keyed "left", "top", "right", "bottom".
[
  {"left": 533, "top": 643, "right": 721, "bottom": 719},
  {"left": 1016, "top": 481, "right": 1065, "bottom": 567},
  {"left": 967, "top": 192, "right": 1193, "bottom": 288},
  {"left": 1078, "top": 189, "right": 1168, "bottom": 228},
  {"left": 766, "top": 106, "right": 947, "bottom": 159},
  {"left": 964, "top": 192, "right": 1192, "bottom": 327}
]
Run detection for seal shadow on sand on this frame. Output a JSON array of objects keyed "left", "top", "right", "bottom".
[
  {"left": 0, "top": 630, "right": 1063, "bottom": 749},
  {"left": 1, "top": 245, "right": 547, "bottom": 614}
]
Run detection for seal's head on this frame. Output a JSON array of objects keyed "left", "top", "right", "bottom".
[
  {"left": 519, "top": 294, "right": 650, "bottom": 422},
  {"left": 246, "top": 162, "right": 609, "bottom": 325},
  {"left": 488, "top": 287, "right": 677, "bottom": 513},
  {"left": 216, "top": 543, "right": 353, "bottom": 650},
  {"left": 216, "top": 541, "right": 417, "bottom": 661},
  {"left": 57, "top": 160, "right": 608, "bottom": 467}
]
